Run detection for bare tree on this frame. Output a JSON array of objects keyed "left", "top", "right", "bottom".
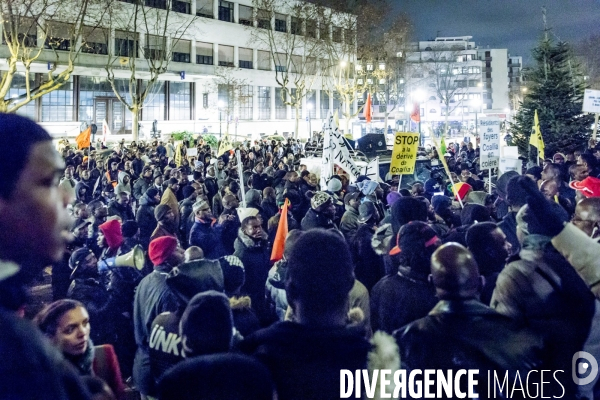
[
  {"left": 249, "top": 0, "right": 326, "bottom": 138},
  {"left": 575, "top": 33, "right": 600, "bottom": 89},
  {"left": 0, "top": 0, "right": 108, "bottom": 112},
  {"left": 406, "top": 42, "right": 482, "bottom": 137},
  {"left": 213, "top": 67, "right": 250, "bottom": 139},
  {"left": 104, "top": 0, "right": 197, "bottom": 141}
]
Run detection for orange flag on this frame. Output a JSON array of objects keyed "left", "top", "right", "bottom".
[
  {"left": 270, "top": 199, "right": 289, "bottom": 263},
  {"left": 365, "top": 93, "right": 372, "bottom": 123},
  {"left": 410, "top": 102, "right": 420, "bottom": 123},
  {"left": 75, "top": 126, "right": 92, "bottom": 149}
]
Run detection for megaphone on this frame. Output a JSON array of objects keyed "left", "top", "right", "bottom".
[{"left": 98, "top": 245, "right": 145, "bottom": 273}]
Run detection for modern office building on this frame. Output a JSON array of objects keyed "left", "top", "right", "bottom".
[
  {"left": 0, "top": 0, "right": 354, "bottom": 140},
  {"left": 403, "top": 36, "right": 510, "bottom": 136}
]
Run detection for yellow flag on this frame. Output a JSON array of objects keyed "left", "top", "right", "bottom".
[
  {"left": 174, "top": 143, "right": 183, "bottom": 167},
  {"left": 530, "top": 110, "right": 545, "bottom": 160},
  {"left": 218, "top": 134, "right": 233, "bottom": 157}
]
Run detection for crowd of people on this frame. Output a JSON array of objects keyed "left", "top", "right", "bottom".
[{"left": 3, "top": 112, "right": 600, "bottom": 399}]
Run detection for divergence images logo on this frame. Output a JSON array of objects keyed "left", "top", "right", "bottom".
[{"left": 573, "top": 351, "right": 599, "bottom": 386}]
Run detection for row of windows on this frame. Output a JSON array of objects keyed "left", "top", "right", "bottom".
[{"left": 118, "top": 0, "right": 354, "bottom": 45}]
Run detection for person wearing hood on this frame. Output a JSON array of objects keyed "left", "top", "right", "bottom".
[
  {"left": 189, "top": 200, "right": 227, "bottom": 259},
  {"left": 260, "top": 187, "right": 279, "bottom": 226},
  {"left": 160, "top": 178, "right": 181, "bottom": 230},
  {"left": 133, "top": 236, "right": 183, "bottom": 399},
  {"left": 350, "top": 202, "right": 384, "bottom": 292},
  {"left": 204, "top": 165, "right": 219, "bottom": 203},
  {"left": 498, "top": 175, "right": 531, "bottom": 256},
  {"left": 234, "top": 215, "right": 271, "bottom": 322},
  {"left": 107, "top": 191, "right": 134, "bottom": 222},
  {"left": 494, "top": 170, "right": 520, "bottom": 220},
  {"left": 137, "top": 187, "right": 160, "bottom": 249},
  {"left": 301, "top": 191, "right": 338, "bottom": 231},
  {"left": 75, "top": 180, "right": 92, "bottom": 204},
  {"left": 431, "top": 195, "right": 461, "bottom": 230},
  {"left": 158, "top": 295, "right": 274, "bottom": 400},
  {"left": 148, "top": 247, "right": 246, "bottom": 384},
  {"left": 133, "top": 167, "right": 153, "bottom": 201},
  {"left": 97, "top": 219, "right": 124, "bottom": 261},
  {"left": 151, "top": 204, "right": 178, "bottom": 242},
  {"left": 340, "top": 191, "right": 361, "bottom": 240},
  {"left": 178, "top": 185, "right": 198, "bottom": 248},
  {"left": 241, "top": 230, "right": 396, "bottom": 400},
  {"left": 370, "top": 221, "right": 440, "bottom": 334},
  {"left": 491, "top": 202, "right": 595, "bottom": 398},
  {"left": 396, "top": 243, "right": 544, "bottom": 397},
  {"left": 114, "top": 171, "right": 132, "bottom": 197}
]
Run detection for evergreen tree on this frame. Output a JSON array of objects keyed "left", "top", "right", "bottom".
[{"left": 510, "top": 36, "right": 593, "bottom": 158}]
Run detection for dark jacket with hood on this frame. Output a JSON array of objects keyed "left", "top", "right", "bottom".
[
  {"left": 133, "top": 177, "right": 151, "bottom": 201},
  {"left": 301, "top": 208, "right": 336, "bottom": 231},
  {"left": 240, "top": 321, "right": 371, "bottom": 400},
  {"left": 497, "top": 211, "right": 520, "bottom": 256},
  {"left": 137, "top": 193, "right": 159, "bottom": 247},
  {"left": 396, "top": 300, "right": 544, "bottom": 399},
  {"left": 107, "top": 199, "right": 134, "bottom": 222},
  {"left": 233, "top": 230, "right": 271, "bottom": 320},
  {"left": 75, "top": 181, "right": 92, "bottom": 203},
  {"left": 189, "top": 218, "right": 226, "bottom": 259}
]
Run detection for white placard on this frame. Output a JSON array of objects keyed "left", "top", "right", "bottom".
[
  {"left": 479, "top": 117, "right": 501, "bottom": 170},
  {"left": 583, "top": 89, "right": 600, "bottom": 114},
  {"left": 499, "top": 158, "right": 521, "bottom": 175},
  {"left": 186, "top": 148, "right": 197, "bottom": 157}
]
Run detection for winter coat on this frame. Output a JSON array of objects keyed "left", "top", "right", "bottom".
[
  {"left": 220, "top": 208, "right": 240, "bottom": 255},
  {"left": 189, "top": 219, "right": 226, "bottom": 259},
  {"left": 351, "top": 224, "right": 386, "bottom": 292},
  {"left": 552, "top": 222, "right": 600, "bottom": 299},
  {"left": 132, "top": 158, "right": 145, "bottom": 177},
  {"left": 137, "top": 193, "right": 158, "bottom": 248},
  {"left": 370, "top": 269, "right": 438, "bottom": 335},
  {"left": 340, "top": 206, "right": 360, "bottom": 240},
  {"left": 301, "top": 208, "right": 337, "bottom": 231},
  {"left": 160, "top": 188, "right": 180, "bottom": 228},
  {"left": 133, "top": 177, "right": 151, "bottom": 201},
  {"left": 204, "top": 176, "right": 218, "bottom": 203},
  {"left": 395, "top": 300, "right": 544, "bottom": 399},
  {"left": 266, "top": 260, "right": 289, "bottom": 321},
  {"left": 211, "top": 192, "right": 224, "bottom": 218},
  {"left": 75, "top": 181, "right": 92, "bottom": 204},
  {"left": 233, "top": 230, "right": 271, "bottom": 321},
  {"left": 497, "top": 211, "right": 520, "bottom": 256},
  {"left": 114, "top": 171, "right": 132, "bottom": 196},
  {"left": 178, "top": 198, "right": 195, "bottom": 247},
  {"left": 107, "top": 200, "right": 135, "bottom": 222},
  {"left": 150, "top": 223, "right": 177, "bottom": 243},
  {"left": 260, "top": 198, "right": 279, "bottom": 227},
  {"left": 133, "top": 264, "right": 179, "bottom": 397},
  {"left": 490, "top": 235, "right": 595, "bottom": 398},
  {"left": 68, "top": 277, "right": 116, "bottom": 345},
  {"left": 240, "top": 322, "right": 389, "bottom": 400},
  {"left": 230, "top": 296, "right": 261, "bottom": 337}
]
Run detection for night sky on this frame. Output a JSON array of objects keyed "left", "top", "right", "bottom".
[{"left": 394, "top": 0, "right": 600, "bottom": 64}]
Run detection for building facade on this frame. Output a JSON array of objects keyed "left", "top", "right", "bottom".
[
  {"left": 0, "top": 0, "right": 354, "bottom": 140},
  {"left": 404, "top": 36, "right": 510, "bottom": 137}
]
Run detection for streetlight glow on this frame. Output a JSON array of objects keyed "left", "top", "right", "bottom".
[
  {"left": 218, "top": 100, "right": 225, "bottom": 109},
  {"left": 340, "top": 61, "right": 347, "bottom": 68},
  {"left": 412, "top": 89, "right": 426, "bottom": 102}
]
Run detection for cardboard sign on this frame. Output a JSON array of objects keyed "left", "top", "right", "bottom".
[
  {"left": 479, "top": 118, "right": 500, "bottom": 170},
  {"left": 583, "top": 89, "right": 600, "bottom": 113},
  {"left": 390, "top": 132, "right": 419, "bottom": 175}
]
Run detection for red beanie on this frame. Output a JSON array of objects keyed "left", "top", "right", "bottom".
[
  {"left": 99, "top": 219, "right": 124, "bottom": 250},
  {"left": 149, "top": 236, "right": 178, "bottom": 266}
]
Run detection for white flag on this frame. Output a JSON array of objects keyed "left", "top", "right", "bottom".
[
  {"left": 102, "top": 119, "right": 112, "bottom": 145},
  {"left": 362, "top": 157, "right": 381, "bottom": 182},
  {"left": 320, "top": 112, "right": 361, "bottom": 190}
]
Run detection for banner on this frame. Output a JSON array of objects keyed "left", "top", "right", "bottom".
[
  {"left": 479, "top": 117, "right": 501, "bottom": 170},
  {"left": 320, "top": 113, "right": 362, "bottom": 189},
  {"left": 362, "top": 157, "right": 380, "bottom": 182},
  {"left": 389, "top": 132, "right": 419, "bottom": 175},
  {"left": 101, "top": 119, "right": 111, "bottom": 146},
  {"left": 218, "top": 135, "right": 233, "bottom": 157}
]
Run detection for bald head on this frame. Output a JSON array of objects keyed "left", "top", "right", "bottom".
[
  {"left": 431, "top": 243, "right": 482, "bottom": 300},
  {"left": 184, "top": 246, "right": 204, "bottom": 262},
  {"left": 573, "top": 197, "right": 600, "bottom": 238},
  {"left": 540, "top": 179, "right": 558, "bottom": 200}
]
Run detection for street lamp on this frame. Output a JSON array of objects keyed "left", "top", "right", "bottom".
[
  {"left": 306, "top": 103, "right": 313, "bottom": 140},
  {"left": 218, "top": 100, "right": 225, "bottom": 138},
  {"left": 471, "top": 98, "right": 483, "bottom": 138}
]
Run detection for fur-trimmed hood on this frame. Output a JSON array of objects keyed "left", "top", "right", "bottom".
[{"left": 235, "top": 228, "right": 268, "bottom": 249}]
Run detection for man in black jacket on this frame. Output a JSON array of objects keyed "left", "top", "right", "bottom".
[
  {"left": 395, "top": 243, "right": 544, "bottom": 399},
  {"left": 0, "top": 114, "right": 91, "bottom": 399}
]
